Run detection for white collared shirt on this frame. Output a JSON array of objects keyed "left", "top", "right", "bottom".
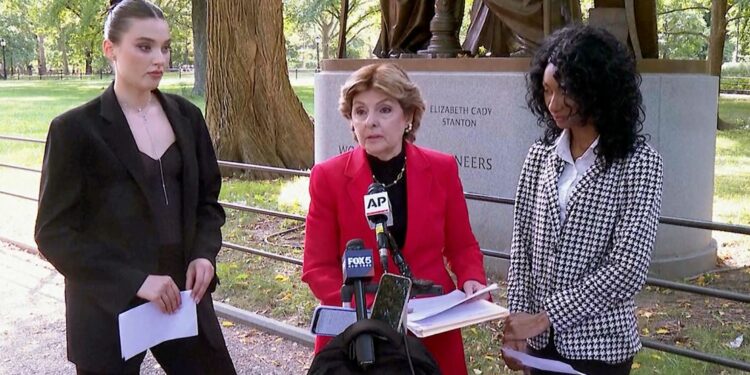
[{"left": 555, "top": 129, "right": 599, "bottom": 223}]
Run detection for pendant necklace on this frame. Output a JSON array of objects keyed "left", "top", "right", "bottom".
[
  {"left": 372, "top": 156, "right": 407, "bottom": 189},
  {"left": 124, "top": 95, "right": 170, "bottom": 206}
]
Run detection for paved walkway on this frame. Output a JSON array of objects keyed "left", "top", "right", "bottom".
[{"left": 0, "top": 242, "right": 313, "bottom": 375}]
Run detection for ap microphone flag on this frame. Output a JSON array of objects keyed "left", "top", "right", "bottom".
[{"left": 364, "top": 183, "right": 394, "bottom": 229}]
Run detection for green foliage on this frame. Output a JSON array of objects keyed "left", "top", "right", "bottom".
[
  {"left": 0, "top": 2, "right": 38, "bottom": 69},
  {"left": 283, "top": 0, "right": 380, "bottom": 67},
  {"left": 0, "top": 0, "right": 194, "bottom": 75},
  {"left": 723, "top": 62, "right": 750, "bottom": 76},
  {"left": 658, "top": 0, "right": 710, "bottom": 59},
  {"left": 657, "top": 0, "right": 750, "bottom": 63}
]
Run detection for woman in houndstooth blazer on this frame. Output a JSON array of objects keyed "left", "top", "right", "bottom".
[{"left": 501, "top": 25, "right": 664, "bottom": 374}]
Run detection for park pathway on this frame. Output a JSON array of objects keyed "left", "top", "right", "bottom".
[{"left": 0, "top": 242, "right": 313, "bottom": 375}]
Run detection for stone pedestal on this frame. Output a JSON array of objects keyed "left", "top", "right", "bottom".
[{"left": 314, "top": 58, "right": 718, "bottom": 280}]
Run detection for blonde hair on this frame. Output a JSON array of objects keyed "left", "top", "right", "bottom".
[{"left": 339, "top": 63, "right": 426, "bottom": 142}]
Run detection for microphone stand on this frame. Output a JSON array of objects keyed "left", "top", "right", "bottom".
[
  {"left": 341, "top": 284, "right": 379, "bottom": 308},
  {"left": 375, "top": 222, "right": 390, "bottom": 274}
]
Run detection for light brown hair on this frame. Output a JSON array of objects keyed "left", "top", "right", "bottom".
[{"left": 339, "top": 63, "right": 426, "bottom": 142}]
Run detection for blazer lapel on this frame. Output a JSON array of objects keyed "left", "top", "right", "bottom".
[
  {"left": 403, "top": 143, "right": 432, "bottom": 254},
  {"left": 542, "top": 147, "right": 564, "bottom": 241},
  {"left": 563, "top": 157, "right": 607, "bottom": 223},
  {"left": 98, "top": 83, "right": 150, "bottom": 199},
  {"left": 345, "top": 147, "right": 375, "bottom": 230}
]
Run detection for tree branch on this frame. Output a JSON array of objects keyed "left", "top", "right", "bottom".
[
  {"left": 345, "top": 6, "right": 379, "bottom": 35},
  {"left": 661, "top": 31, "right": 709, "bottom": 40},
  {"left": 658, "top": 6, "right": 710, "bottom": 16},
  {"left": 345, "top": 10, "right": 376, "bottom": 34},
  {"left": 348, "top": 24, "right": 371, "bottom": 42},
  {"left": 727, "top": 14, "right": 750, "bottom": 23},
  {"left": 65, "top": 5, "right": 82, "bottom": 18}
]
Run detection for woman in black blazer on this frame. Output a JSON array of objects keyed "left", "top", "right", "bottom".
[
  {"left": 501, "top": 26, "right": 664, "bottom": 374},
  {"left": 34, "top": 1, "right": 235, "bottom": 373}
]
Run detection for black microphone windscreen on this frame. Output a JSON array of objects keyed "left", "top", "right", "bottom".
[
  {"left": 367, "top": 182, "right": 386, "bottom": 194},
  {"left": 345, "top": 238, "right": 365, "bottom": 250}
]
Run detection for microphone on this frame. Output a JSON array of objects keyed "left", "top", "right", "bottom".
[
  {"left": 342, "top": 239, "right": 375, "bottom": 367},
  {"left": 364, "top": 183, "right": 393, "bottom": 273}
]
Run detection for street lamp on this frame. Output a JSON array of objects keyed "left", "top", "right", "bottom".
[
  {"left": 0, "top": 38, "right": 6, "bottom": 80},
  {"left": 315, "top": 36, "right": 321, "bottom": 72}
]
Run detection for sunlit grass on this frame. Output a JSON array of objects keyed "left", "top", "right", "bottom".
[{"left": 720, "top": 94, "right": 750, "bottom": 127}]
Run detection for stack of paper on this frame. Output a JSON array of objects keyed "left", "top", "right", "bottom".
[{"left": 406, "top": 284, "right": 508, "bottom": 338}]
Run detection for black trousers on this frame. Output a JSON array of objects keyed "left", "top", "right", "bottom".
[
  {"left": 78, "top": 245, "right": 236, "bottom": 374},
  {"left": 528, "top": 329, "right": 633, "bottom": 375},
  {"left": 76, "top": 329, "right": 236, "bottom": 375}
]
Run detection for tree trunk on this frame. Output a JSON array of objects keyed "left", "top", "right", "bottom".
[
  {"left": 707, "top": 0, "right": 728, "bottom": 77},
  {"left": 37, "top": 35, "right": 47, "bottom": 75},
  {"left": 321, "top": 20, "right": 333, "bottom": 60},
  {"left": 192, "top": 0, "right": 208, "bottom": 96},
  {"left": 338, "top": 0, "right": 349, "bottom": 57},
  {"left": 708, "top": 0, "right": 729, "bottom": 130},
  {"left": 85, "top": 47, "right": 92, "bottom": 75},
  {"left": 59, "top": 33, "right": 69, "bottom": 75},
  {"left": 206, "top": 0, "right": 313, "bottom": 177}
]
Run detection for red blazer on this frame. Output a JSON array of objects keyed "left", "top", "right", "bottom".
[{"left": 302, "top": 142, "right": 487, "bottom": 375}]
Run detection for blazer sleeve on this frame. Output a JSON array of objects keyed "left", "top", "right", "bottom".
[
  {"left": 442, "top": 157, "right": 487, "bottom": 288},
  {"left": 34, "top": 118, "right": 148, "bottom": 315},
  {"left": 507, "top": 147, "right": 538, "bottom": 314},
  {"left": 187, "top": 105, "right": 226, "bottom": 265},
  {"left": 301, "top": 164, "right": 344, "bottom": 306},
  {"left": 543, "top": 151, "right": 664, "bottom": 333}
]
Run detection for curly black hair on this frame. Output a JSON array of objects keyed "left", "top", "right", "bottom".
[{"left": 526, "top": 24, "right": 647, "bottom": 164}]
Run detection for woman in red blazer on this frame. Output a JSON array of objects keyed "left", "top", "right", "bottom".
[{"left": 302, "top": 63, "right": 488, "bottom": 375}]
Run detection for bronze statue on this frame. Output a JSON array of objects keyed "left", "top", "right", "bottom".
[
  {"left": 373, "top": 0, "right": 657, "bottom": 58},
  {"left": 591, "top": 0, "right": 658, "bottom": 59},
  {"left": 373, "top": 0, "right": 464, "bottom": 58},
  {"left": 463, "top": 0, "right": 581, "bottom": 56}
]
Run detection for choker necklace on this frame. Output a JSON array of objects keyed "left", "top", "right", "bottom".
[
  {"left": 372, "top": 156, "right": 407, "bottom": 189},
  {"left": 122, "top": 94, "right": 169, "bottom": 206}
]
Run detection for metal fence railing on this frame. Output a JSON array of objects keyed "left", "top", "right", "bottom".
[
  {"left": 1, "top": 135, "right": 749, "bottom": 371},
  {"left": 721, "top": 76, "right": 750, "bottom": 95},
  {"left": 0, "top": 69, "right": 315, "bottom": 82}
]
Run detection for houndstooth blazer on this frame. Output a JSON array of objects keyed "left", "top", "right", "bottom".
[{"left": 507, "top": 140, "right": 664, "bottom": 363}]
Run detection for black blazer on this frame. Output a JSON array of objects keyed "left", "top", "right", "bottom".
[{"left": 34, "top": 83, "right": 226, "bottom": 371}]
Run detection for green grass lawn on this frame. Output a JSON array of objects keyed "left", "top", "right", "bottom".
[{"left": 0, "top": 75, "right": 749, "bottom": 374}]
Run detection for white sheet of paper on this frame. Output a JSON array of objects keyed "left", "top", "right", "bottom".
[
  {"left": 408, "top": 283, "right": 498, "bottom": 322},
  {"left": 118, "top": 290, "right": 198, "bottom": 360},
  {"left": 501, "top": 347, "right": 585, "bottom": 374}
]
